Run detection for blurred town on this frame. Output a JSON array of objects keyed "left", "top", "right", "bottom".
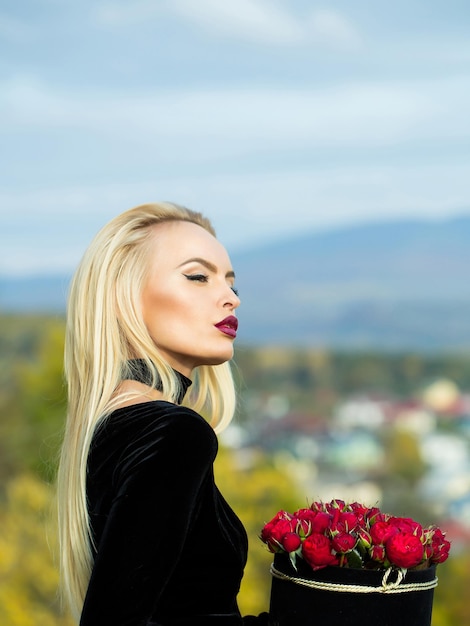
[{"left": 227, "top": 365, "right": 470, "bottom": 543}]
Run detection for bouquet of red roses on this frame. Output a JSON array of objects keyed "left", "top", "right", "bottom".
[{"left": 261, "top": 499, "right": 450, "bottom": 572}]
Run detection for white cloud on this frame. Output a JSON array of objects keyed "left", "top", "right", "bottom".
[
  {"left": 170, "top": 0, "right": 303, "bottom": 44},
  {"left": 2, "top": 75, "right": 469, "bottom": 155},
  {"left": 307, "top": 9, "right": 362, "bottom": 49},
  {"left": 92, "top": 0, "right": 164, "bottom": 26},
  {"left": 92, "top": 0, "right": 362, "bottom": 48}
]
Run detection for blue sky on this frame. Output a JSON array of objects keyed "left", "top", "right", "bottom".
[{"left": 1, "top": 0, "right": 469, "bottom": 275}]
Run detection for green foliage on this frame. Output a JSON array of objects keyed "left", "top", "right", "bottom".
[{"left": 235, "top": 345, "right": 470, "bottom": 400}]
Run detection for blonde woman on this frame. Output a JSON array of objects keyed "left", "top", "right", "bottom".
[{"left": 57, "top": 203, "right": 269, "bottom": 625}]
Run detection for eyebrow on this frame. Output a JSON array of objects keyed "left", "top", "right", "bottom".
[{"left": 178, "top": 257, "right": 236, "bottom": 279}]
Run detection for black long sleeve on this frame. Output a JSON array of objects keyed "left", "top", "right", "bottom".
[{"left": 81, "top": 401, "right": 267, "bottom": 625}]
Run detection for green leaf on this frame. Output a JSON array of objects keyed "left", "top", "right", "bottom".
[
  {"left": 289, "top": 552, "right": 298, "bottom": 571},
  {"left": 346, "top": 549, "right": 363, "bottom": 569}
]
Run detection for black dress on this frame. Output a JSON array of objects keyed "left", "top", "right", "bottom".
[{"left": 81, "top": 389, "right": 268, "bottom": 625}]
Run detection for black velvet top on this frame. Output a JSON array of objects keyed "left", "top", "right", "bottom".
[{"left": 81, "top": 371, "right": 268, "bottom": 626}]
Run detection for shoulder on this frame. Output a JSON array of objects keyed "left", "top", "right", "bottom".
[
  {"left": 92, "top": 401, "right": 218, "bottom": 473},
  {"left": 112, "top": 400, "right": 215, "bottom": 438},
  {"left": 88, "top": 403, "right": 219, "bottom": 516}
]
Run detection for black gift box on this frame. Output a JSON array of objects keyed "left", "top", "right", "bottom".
[{"left": 269, "top": 553, "right": 437, "bottom": 626}]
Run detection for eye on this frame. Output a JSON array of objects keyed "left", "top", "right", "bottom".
[
  {"left": 231, "top": 287, "right": 239, "bottom": 296},
  {"left": 183, "top": 273, "right": 209, "bottom": 283}
]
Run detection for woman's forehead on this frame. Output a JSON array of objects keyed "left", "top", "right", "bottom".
[{"left": 148, "top": 220, "right": 232, "bottom": 268}]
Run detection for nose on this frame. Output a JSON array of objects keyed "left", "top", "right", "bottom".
[{"left": 223, "top": 285, "right": 240, "bottom": 310}]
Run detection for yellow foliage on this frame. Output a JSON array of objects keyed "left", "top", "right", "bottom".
[
  {"left": 0, "top": 474, "right": 74, "bottom": 626},
  {"left": 214, "top": 445, "right": 302, "bottom": 617},
  {"left": 431, "top": 549, "right": 470, "bottom": 626}
]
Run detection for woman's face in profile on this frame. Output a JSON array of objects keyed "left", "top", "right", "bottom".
[{"left": 141, "top": 220, "right": 241, "bottom": 376}]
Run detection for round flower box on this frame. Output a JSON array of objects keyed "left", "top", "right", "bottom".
[{"left": 269, "top": 553, "right": 437, "bottom": 626}]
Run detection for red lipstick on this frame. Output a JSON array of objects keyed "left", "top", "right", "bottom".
[{"left": 215, "top": 315, "right": 238, "bottom": 338}]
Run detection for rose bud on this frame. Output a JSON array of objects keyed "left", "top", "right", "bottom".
[
  {"left": 357, "top": 528, "right": 372, "bottom": 549},
  {"left": 335, "top": 512, "right": 358, "bottom": 533},
  {"left": 328, "top": 499, "right": 346, "bottom": 511},
  {"left": 269, "top": 519, "right": 295, "bottom": 542},
  {"left": 366, "top": 507, "right": 384, "bottom": 524},
  {"left": 310, "top": 512, "right": 332, "bottom": 534},
  {"left": 260, "top": 511, "right": 293, "bottom": 543},
  {"left": 294, "top": 518, "right": 311, "bottom": 538},
  {"left": 423, "top": 543, "right": 434, "bottom": 561},
  {"left": 430, "top": 528, "right": 446, "bottom": 545},
  {"left": 261, "top": 517, "right": 296, "bottom": 552},
  {"left": 332, "top": 532, "right": 357, "bottom": 554},
  {"left": 370, "top": 544, "right": 386, "bottom": 563},
  {"left": 282, "top": 532, "right": 302, "bottom": 553},
  {"left": 350, "top": 502, "right": 369, "bottom": 518},
  {"left": 294, "top": 508, "right": 318, "bottom": 522},
  {"left": 430, "top": 538, "right": 451, "bottom": 564}
]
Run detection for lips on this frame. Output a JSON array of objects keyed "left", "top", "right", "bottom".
[{"left": 215, "top": 315, "right": 238, "bottom": 338}]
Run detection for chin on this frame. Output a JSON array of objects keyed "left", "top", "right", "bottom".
[{"left": 198, "top": 351, "right": 234, "bottom": 367}]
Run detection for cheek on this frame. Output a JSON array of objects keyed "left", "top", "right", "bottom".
[{"left": 142, "top": 289, "right": 191, "bottom": 335}]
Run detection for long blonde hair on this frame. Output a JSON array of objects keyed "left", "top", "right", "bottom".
[{"left": 57, "top": 202, "right": 237, "bottom": 621}]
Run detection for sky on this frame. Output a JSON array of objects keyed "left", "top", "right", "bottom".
[{"left": 1, "top": 0, "right": 469, "bottom": 275}]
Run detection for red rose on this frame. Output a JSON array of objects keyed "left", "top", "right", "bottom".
[
  {"left": 294, "top": 508, "right": 318, "bottom": 522},
  {"left": 357, "top": 528, "right": 372, "bottom": 549},
  {"left": 269, "top": 519, "right": 295, "bottom": 545},
  {"left": 385, "top": 532, "right": 424, "bottom": 568},
  {"left": 302, "top": 533, "right": 339, "bottom": 570},
  {"left": 370, "top": 521, "right": 398, "bottom": 545},
  {"left": 281, "top": 532, "right": 301, "bottom": 553},
  {"left": 261, "top": 512, "right": 296, "bottom": 552},
  {"left": 350, "top": 502, "right": 369, "bottom": 518},
  {"left": 332, "top": 532, "right": 357, "bottom": 554},
  {"left": 261, "top": 501, "right": 451, "bottom": 572},
  {"left": 310, "top": 511, "right": 332, "bottom": 534},
  {"left": 260, "top": 510, "right": 292, "bottom": 542},
  {"left": 430, "top": 529, "right": 451, "bottom": 564},
  {"left": 430, "top": 540, "right": 450, "bottom": 564},
  {"left": 390, "top": 516, "right": 423, "bottom": 538},
  {"left": 431, "top": 527, "right": 446, "bottom": 543},
  {"left": 333, "top": 512, "right": 358, "bottom": 533},
  {"left": 295, "top": 519, "right": 312, "bottom": 538},
  {"left": 366, "top": 507, "right": 384, "bottom": 524},
  {"left": 370, "top": 543, "right": 386, "bottom": 563},
  {"left": 293, "top": 509, "right": 318, "bottom": 536},
  {"left": 328, "top": 499, "right": 346, "bottom": 512}
]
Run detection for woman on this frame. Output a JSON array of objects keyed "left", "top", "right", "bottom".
[{"left": 57, "top": 203, "right": 269, "bottom": 625}]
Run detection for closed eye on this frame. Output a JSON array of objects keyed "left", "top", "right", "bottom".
[
  {"left": 183, "top": 273, "right": 209, "bottom": 283},
  {"left": 183, "top": 273, "right": 239, "bottom": 296}
]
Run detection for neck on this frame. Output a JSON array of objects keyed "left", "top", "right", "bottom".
[{"left": 124, "top": 359, "right": 192, "bottom": 404}]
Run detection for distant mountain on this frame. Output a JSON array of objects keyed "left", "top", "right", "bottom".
[
  {"left": 0, "top": 274, "right": 71, "bottom": 313},
  {"left": 2, "top": 216, "right": 470, "bottom": 350}
]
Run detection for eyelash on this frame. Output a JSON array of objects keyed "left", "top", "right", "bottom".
[
  {"left": 183, "top": 274, "right": 239, "bottom": 296},
  {"left": 184, "top": 273, "right": 209, "bottom": 283}
]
